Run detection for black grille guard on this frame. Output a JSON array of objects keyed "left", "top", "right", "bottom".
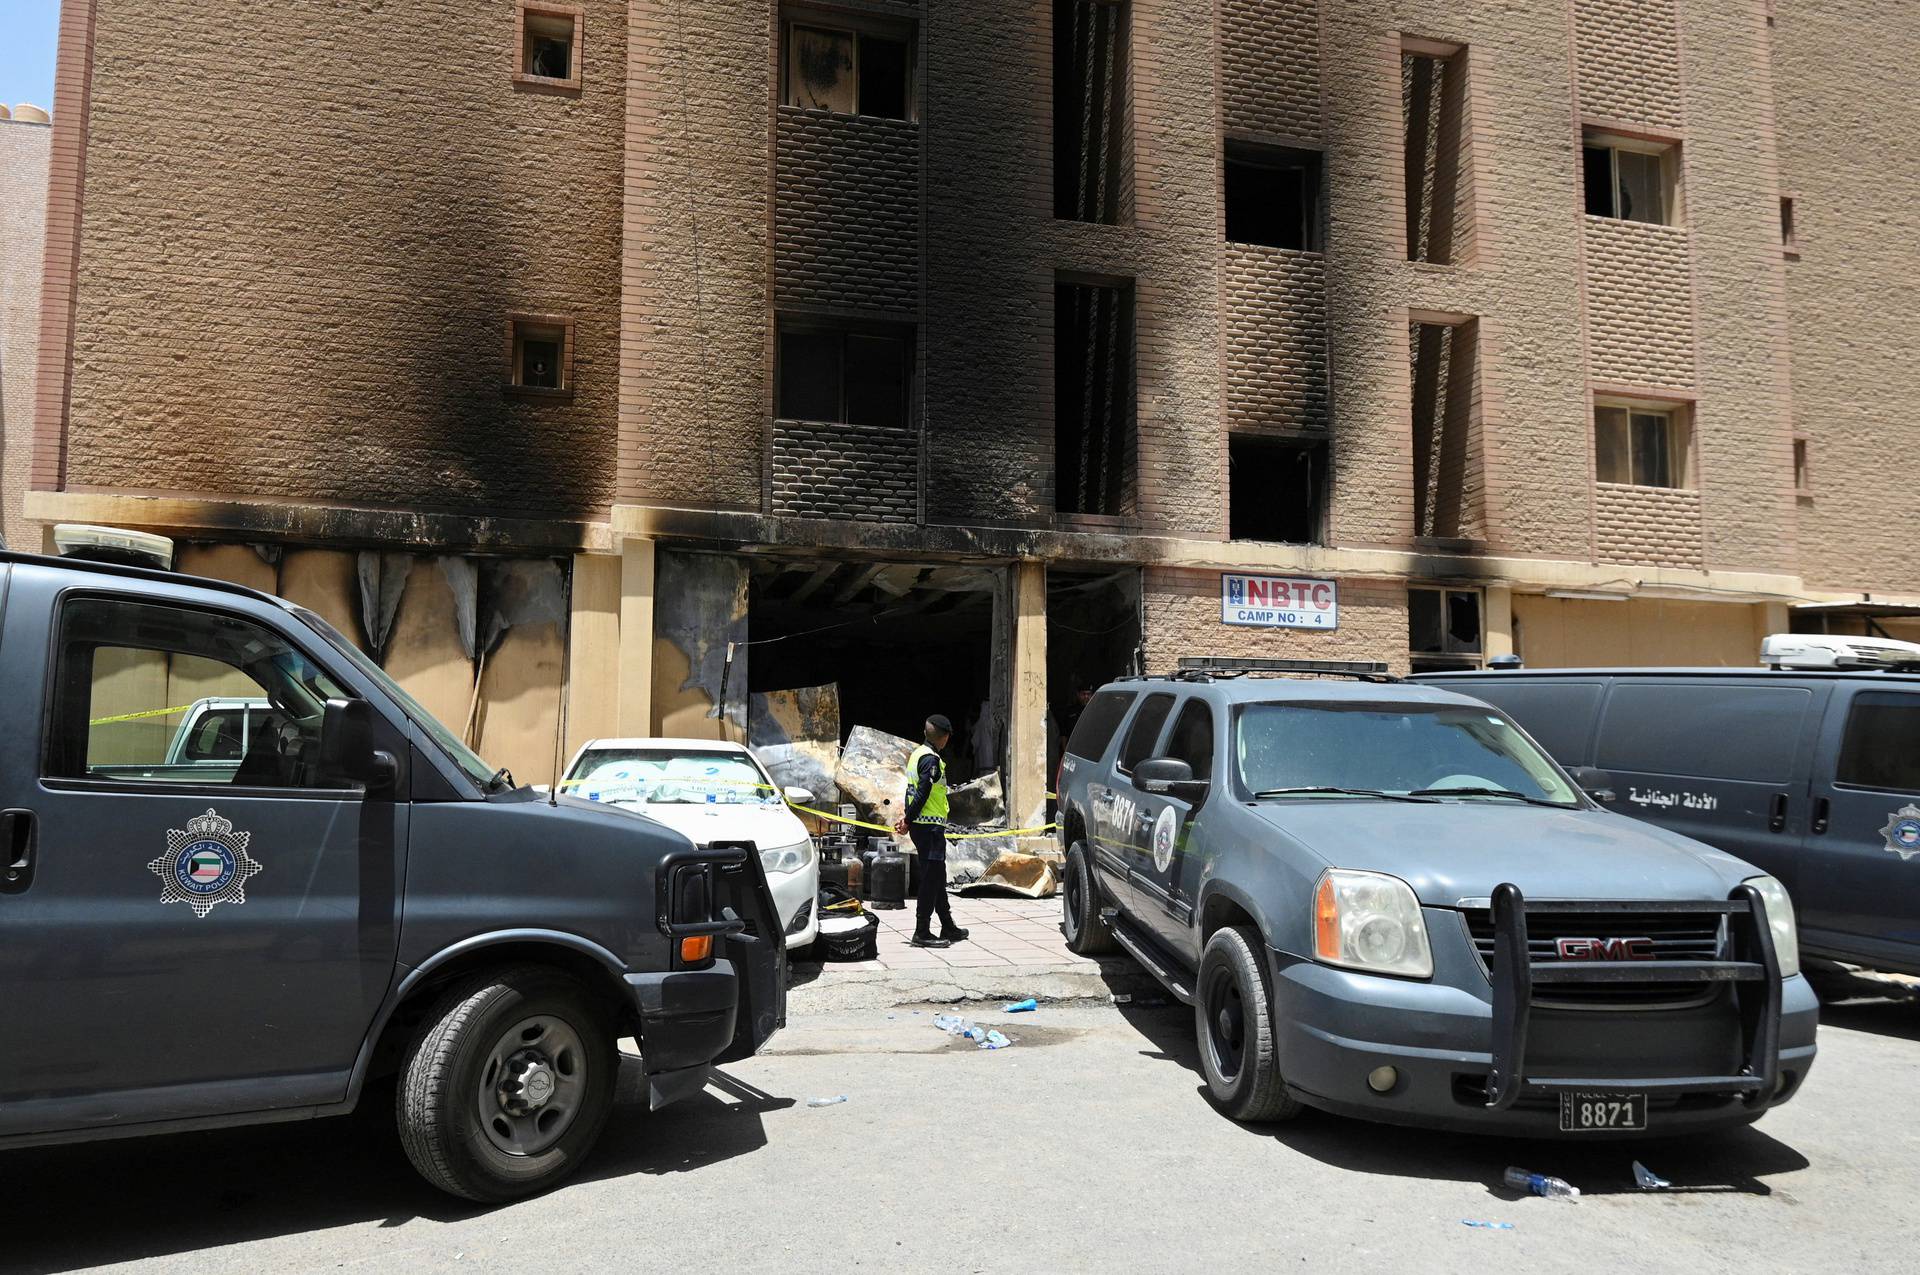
[{"left": 1484, "top": 882, "right": 1783, "bottom": 1112}]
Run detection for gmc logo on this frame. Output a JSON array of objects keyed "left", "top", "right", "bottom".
[{"left": 1556, "top": 936, "right": 1656, "bottom": 961}]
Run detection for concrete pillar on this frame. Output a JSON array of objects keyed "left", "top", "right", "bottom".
[
  {"left": 1484, "top": 584, "right": 1515, "bottom": 661},
  {"left": 617, "top": 536, "right": 657, "bottom": 736},
  {"left": 1754, "top": 601, "right": 1791, "bottom": 652},
  {"left": 1007, "top": 559, "right": 1049, "bottom": 829},
  {"left": 566, "top": 553, "right": 622, "bottom": 758}
]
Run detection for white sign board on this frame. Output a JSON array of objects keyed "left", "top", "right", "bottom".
[{"left": 1221, "top": 574, "right": 1338, "bottom": 630}]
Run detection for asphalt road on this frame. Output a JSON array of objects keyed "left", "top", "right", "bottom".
[{"left": 6, "top": 981, "right": 1916, "bottom": 1274}]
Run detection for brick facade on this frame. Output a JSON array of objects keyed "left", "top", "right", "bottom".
[
  {"left": 1221, "top": 245, "right": 1329, "bottom": 438},
  {"left": 0, "top": 117, "right": 49, "bottom": 552},
  {"left": 1143, "top": 568, "right": 1411, "bottom": 676},
  {"left": 1593, "top": 482, "right": 1704, "bottom": 569},
  {"left": 770, "top": 417, "right": 918, "bottom": 524}
]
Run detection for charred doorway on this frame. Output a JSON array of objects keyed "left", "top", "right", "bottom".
[
  {"left": 746, "top": 558, "right": 1000, "bottom": 783},
  {"left": 1046, "top": 568, "right": 1141, "bottom": 772}
]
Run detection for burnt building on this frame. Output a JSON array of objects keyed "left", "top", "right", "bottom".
[{"left": 27, "top": 0, "right": 1920, "bottom": 811}]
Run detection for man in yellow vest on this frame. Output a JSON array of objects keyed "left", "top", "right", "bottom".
[{"left": 894, "top": 714, "right": 969, "bottom": 948}]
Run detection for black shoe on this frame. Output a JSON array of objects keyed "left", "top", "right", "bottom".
[
  {"left": 909, "top": 934, "right": 951, "bottom": 949},
  {"left": 940, "top": 927, "right": 970, "bottom": 944}
]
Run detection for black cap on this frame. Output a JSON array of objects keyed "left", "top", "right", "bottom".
[{"left": 926, "top": 714, "right": 953, "bottom": 734}]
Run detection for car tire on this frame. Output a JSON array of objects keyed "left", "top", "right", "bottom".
[
  {"left": 1196, "top": 925, "right": 1300, "bottom": 1124},
  {"left": 397, "top": 965, "right": 618, "bottom": 1202},
  {"left": 1061, "top": 841, "right": 1118, "bottom": 955}
]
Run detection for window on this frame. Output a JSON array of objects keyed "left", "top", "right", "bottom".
[
  {"left": 1054, "top": 0, "right": 1129, "bottom": 224},
  {"left": 507, "top": 315, "right": 573, "bottom": 394},
  {"left": 784, "top": 18, "right": 915, "bottom": 120},
  {"left": 1596, "top": 684, "right": 1812, "bottom": 784},
  {"left": 1065, "top": 690, "right": 1136, "bottom": 760},
  {"left": 777, "top": 324, "right": 913, "bottom": 427},
  {"left": 1229, "top": 435, "right": 1326, "bottom": 544},
  {"left": 1409, "top": 587, "right": 1482, "bottom": 672},
  {"left": 1118, "top": 693, "right": 1175, "bottom": 772},
  {"left": 1401, "top": 42, "right": 1471, "bottom": 264},
  {"left": 1836, "top": 694, "right": 1920, "bottom": 793},
  {"left": 1582, "top": 133, "right": 1677, "bottom": 225},
  {"left": 1594, "top": 402, "right": 1689, "bottom": 488},
  {"left": 1163, "top": 699, "right": 1215, "bottom": 787},
  {"left": 515, "top": 3, "right": 583, "bottom": 90},
  {"left": 1779, "top": 196, "right": 1797, "bottom": 253},
  {"left": 1224, "top": 142, "right": 1323, "bottom": 251},
  {"left": 49, "top": 597, "right": 353, "bottom": 789},
  {"left": 1056, "top": 279, "right": 1135, "bottom": 517},
  {"left": 1408, "top": 317, "right": 1480, "bottom": 538},
  {"left": 1793, "top": 433, "right": 1811, "bottom": 495}
]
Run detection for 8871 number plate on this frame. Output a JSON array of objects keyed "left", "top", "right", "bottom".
[{"left": 1559, "top": 1092, "right": 1648, "bottom": 1132}]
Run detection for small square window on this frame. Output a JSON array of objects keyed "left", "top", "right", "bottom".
[
  {"left": 1409, "top": 586, "right": 1483, "bottom": 671},
  {"left": 1224, "top": 142, "right": 1324, "bottom": 251},
  {"left": 777, "top": 322, "right": 913, "bottom": 427},
  {"left": 1594, "top": 402, "right": 1689, "bottom": 488},
  {"left": 784, "top": 18, "right": 917, "bottom": 120},
  {"left": 515, "top": 4, "right": 583, "bottom": 91},
  {"left": 508, "top": 315, "right": 574, "bottom": 395},
  {"left": 1582, "top": 131, "right": 1678, "bottom": 225}
]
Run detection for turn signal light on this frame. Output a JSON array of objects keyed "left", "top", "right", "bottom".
[
  {"left": 1314, "top": 874, "right": 1340, "bottom": 961},
  {"left": 680, "top": 935, "right": 713, "bottom": 964}
]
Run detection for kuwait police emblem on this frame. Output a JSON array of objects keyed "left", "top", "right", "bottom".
[
  {"left": 1880, "top": 805, "right": 1920, "bottom": 863},
  {"left": 148, "top": 809, "right": 264, "bottom": 917}
]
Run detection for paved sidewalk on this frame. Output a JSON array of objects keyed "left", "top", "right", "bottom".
[{"left": 791, "top": 891, "right": 1156, "bottom": 1010}]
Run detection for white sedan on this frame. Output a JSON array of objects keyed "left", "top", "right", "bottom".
[{"left": 560, "top": 738, "right": 820, "bottom": 950}]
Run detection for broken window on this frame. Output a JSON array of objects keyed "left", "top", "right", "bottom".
[
  {"left": 1056, "top": 280, "right": 1135, "bottom": 517},
  {"left": 785, "top": 17, "right": 915, "bottom": 120},
  {"left": 1583, "top": 132, "right": 1677, "bottom": 224},
  {"left": 1054, "top": 0, "right": 1129, "bottom": 224},
  {"left": 1407, "top": 317, "right": 1480, "bottom": 539},
  {"left": 777, "top": 323, "right": 913, "bottom": 427},
  {"left": 1401, "top": 43, "right": 1470, "bottom": 264},
  {"left": 516, "top": 4, "right": 582, "bottom": 89},
  {"left": 1409, "top": 587, "right": 1484, "bottom": 672},
  {"left": 1224, "top": 142, "right": 1323, "bottom": 251},
  {"left": 508, "top": 315, "right": 571, "bottom": 393},
  {"left": 1229, "top": 435, "right": 1327, "bottom": 544},
  {"left": 1594, "top": 402, "right": 1689, "bottom": 488}
]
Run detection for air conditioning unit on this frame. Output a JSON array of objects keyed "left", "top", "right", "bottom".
[{"left": 1761, "top": 633, "right": 1920, "bottom": 672}]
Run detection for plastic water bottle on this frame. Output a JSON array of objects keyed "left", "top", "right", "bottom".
[
  {"left": 806, "top": 1095, "right": 848, "bottom": 1108},
  {"left": 980, "top": 1029, "right": 1011, "bottom": 1050},
  {"left": 1504, "top": 1167, "right": 1580, "bottom": 1201},
  {"left": 933, "top": 1013, "right": 967, "bottom": 1035}
]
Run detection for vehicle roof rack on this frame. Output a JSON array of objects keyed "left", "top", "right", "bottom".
[{"left": 1173, "top": 656, "right": 1400, "bottom": 684}]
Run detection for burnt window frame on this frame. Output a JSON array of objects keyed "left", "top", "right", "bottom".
[
  {"left": 781, "top": 10, "right": 919, "bottom": 122},
  {"left": 513, "top": 2, "right": 584, "bottom": 92},
  {"left": 1053, "top": 0, "right": 1132, "bottom": 225},
  {"left": 775, "top": 319, "right": 917, "bottom": 430},
  {"left": 1054, "top": 274, "right": 1138, "bottom": 520},
  {"left": 1223, "top": 138, "right": 1326, "bottom": 252},
  {"left": 1409, "top": 586, "right": 1484, "bottom": 670},
  {"left": 506, "top": 314, "right": 575, "bottom": 398},
  {"left": 1227, "top": 433, "right": 1329, "bottom": 546}
]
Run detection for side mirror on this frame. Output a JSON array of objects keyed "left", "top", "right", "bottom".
[
  {"left": 783, "top": 786, "right": 815, "bottom": 806},
  {"left": 1134, "top": 757, "right": 1210, "bottom": 804},
  {"left": 319, "top": 698, "right": 397, "bottom": 793},
  {"left": 1570, "top": 766, "right": 1616, "bottom": 804}
]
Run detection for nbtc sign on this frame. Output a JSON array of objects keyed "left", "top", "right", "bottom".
[{"left": 1221, "top": 574, "right": 1338, "bottom": 630}]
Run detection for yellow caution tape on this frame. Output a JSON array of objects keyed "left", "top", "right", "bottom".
[{"left": 87, "top": 704, "right": 196, "bottom": 727}]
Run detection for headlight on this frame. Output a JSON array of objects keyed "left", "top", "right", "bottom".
[
  {"left": 1743, "top": 875, "right": 1800, "bottom": 978},
  {"left": 760, "top": 839, "right": 815, "bottom": 875},
  {"left": 1313, "top": 869, "right": 1433, "bottom": 979}
]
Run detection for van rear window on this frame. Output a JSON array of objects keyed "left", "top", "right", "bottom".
[
  {"left": 1452, "top": 682, "right": 1603, "bottom": 766},
  {"left": 1597, "top": 683, "right": 1811, "bottom": 783},
  {"left": 1066, "top": 690, "right": 1135, "bottom": 761},
  {"left": 1836, "top": 693, "right": 1920, "bottom": 794}
]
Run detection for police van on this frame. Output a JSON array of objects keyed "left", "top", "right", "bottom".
[
  {"left": 0, "top": 536, "right": 785, "bottom": 1201},
  {"left": 1055, "top": 657, "right": 1814, "bottom": 1135},
  {"left": 1421, "top": 636, "right": 1920, "bottom": 977}
]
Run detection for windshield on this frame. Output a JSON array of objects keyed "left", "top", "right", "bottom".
[
  {"left": 564, "top": 749, "right": 781, "bottom": 807},
  {"left": 290, "top": 606, "right": 499, "bottom": 789},
  {"left": 1236, "top": 701, "right": 1580, "bottom": 805}
]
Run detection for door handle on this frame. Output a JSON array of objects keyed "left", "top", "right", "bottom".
[
  {"left": 1768, "top": 794, "right": 1788, "bottom": 833},
  {"left": 1812, "top": 797, "right": 1831, "bottom": 836},
  {"left": 0, "top": 808, "right": 36, "bottom": 894}
]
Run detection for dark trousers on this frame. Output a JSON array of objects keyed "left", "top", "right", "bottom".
[{"left": 909, "top": 822, "right": 955, "bottom": 935}]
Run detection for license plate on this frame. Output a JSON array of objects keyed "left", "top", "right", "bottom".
[{"left": 1559, "top": 1092, "right": 1647, "bottom": 1132}]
